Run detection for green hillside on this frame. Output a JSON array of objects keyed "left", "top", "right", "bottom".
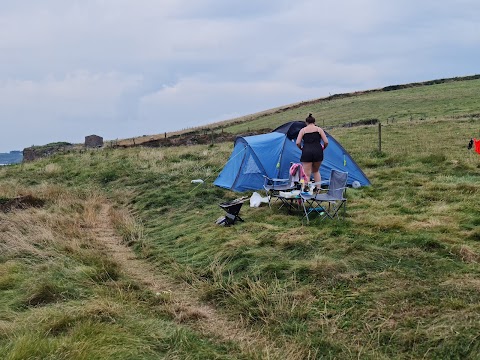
[
  {"left": 0, "top": 77, "right": 479, "bottom": 359},
  {"left": 218, "top": 75, "right": 480, "bottom": 133}
]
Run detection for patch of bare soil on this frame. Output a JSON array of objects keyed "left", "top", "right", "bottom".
[
  {"left": 0, "top": 195, "right": 45, "bottom": 213},
  {"left": 91, "top": 204, "right": 302, "bottom": 359}
]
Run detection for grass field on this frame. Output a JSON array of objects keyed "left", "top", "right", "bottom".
[
  {"left": 222, "top": 77, "right": 480, "bottom": 133},
  {"left": 0, "top": 78, "right": 479, "bottom": 359}
]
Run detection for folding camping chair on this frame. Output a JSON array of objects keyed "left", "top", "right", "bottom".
[
  {"left": 263, "top": 176, "right": 294, "bottom": 196},
  {"left": 263, "top": 162, "right": 303, "bottom": 207},
  {"left": 217, "top": 196, "right": 248, "bottom": 226},
  {"left": 263, "top": 175, "right": 295, "bottom": 208},
  {"left": 301, "top": 170, "right": 348, "bottom": 223}
]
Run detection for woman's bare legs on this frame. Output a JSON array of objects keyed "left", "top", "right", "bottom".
[
  {"left": 312, "top": 161, "right": 321, "bottom": 185},
  {"left": 301, "top": 162, "right": 312, "bottom": 190}
]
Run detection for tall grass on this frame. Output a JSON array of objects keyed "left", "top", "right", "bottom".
[
  {"left": 0, "top": 184, "right": 257, "bottom": 359},
  {"left": 1, "top": 80, "right": 479, "bottom": 358}
]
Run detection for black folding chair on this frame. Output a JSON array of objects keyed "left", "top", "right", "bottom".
[{"left": 218, "top": 197, "right": 248, "bottom": 226}]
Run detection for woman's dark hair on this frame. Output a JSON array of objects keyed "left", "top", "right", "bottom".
[{"left": 305, "top": 113, "right": 315, "bottom": 124}]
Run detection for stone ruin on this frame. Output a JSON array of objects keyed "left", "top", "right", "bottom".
[{"left": 85, "top": 135, "right": 104, "bottom": 148}]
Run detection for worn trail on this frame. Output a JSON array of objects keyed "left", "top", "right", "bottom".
[{"left": 91, "top": 203, "right": 300, "bottom": 359}]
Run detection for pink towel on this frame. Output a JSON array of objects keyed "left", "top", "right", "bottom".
[{"left": 289, "top": 163, "right": 308, "bottom": 183}]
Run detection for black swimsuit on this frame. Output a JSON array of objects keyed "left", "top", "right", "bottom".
[{"left": 300, "top": 132, "right": 323, "bottom": 162}]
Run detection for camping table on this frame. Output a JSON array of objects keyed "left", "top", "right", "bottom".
[
  {"left": 274, "top": 191, "right": 303, "bottom": 214},
  {"left": 275, "top": 191, "right": 327, "bottom": 224},
  {"left": 299, "top": 193, "right": 327, "bottom": 223}
]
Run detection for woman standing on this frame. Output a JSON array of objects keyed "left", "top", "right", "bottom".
[{"left": 296, "top": 113, "right": 329, "bottom": 189}]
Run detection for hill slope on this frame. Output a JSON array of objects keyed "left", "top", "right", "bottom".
[
  {"left": 1, "top": 77, "right": 479, "bottom": 359},
  {"left": 114, "top": 74, "right": 480, "bottom": 148}
]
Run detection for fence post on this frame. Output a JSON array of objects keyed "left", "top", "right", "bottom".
[{"left": 378, "top": 122, "right": 382, "bottom": 152}]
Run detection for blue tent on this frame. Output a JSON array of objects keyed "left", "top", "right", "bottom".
[{"left": 214, "top": 121, "right": 370, "bottom": 192}]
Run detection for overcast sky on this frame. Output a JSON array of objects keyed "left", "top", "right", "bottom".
[{"left": 1, "top": 0, "right": 479, "bottom": 152}]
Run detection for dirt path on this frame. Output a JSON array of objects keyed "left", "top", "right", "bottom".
[{"left": 91, "top": 203, "right": 299, "bottom": 359}]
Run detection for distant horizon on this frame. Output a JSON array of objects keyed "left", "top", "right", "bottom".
[
  {"left": 0, "top": 150, "right": 22, "bottom": 154},
  {"left": 3, "top": 73, "right": 480, "bottom": 153},
  {"left": 0, "top": 150, "right": 23, "bottom": 165},
  {"left": 2, "top": 1, "right": 479, "bottom": 153}
]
